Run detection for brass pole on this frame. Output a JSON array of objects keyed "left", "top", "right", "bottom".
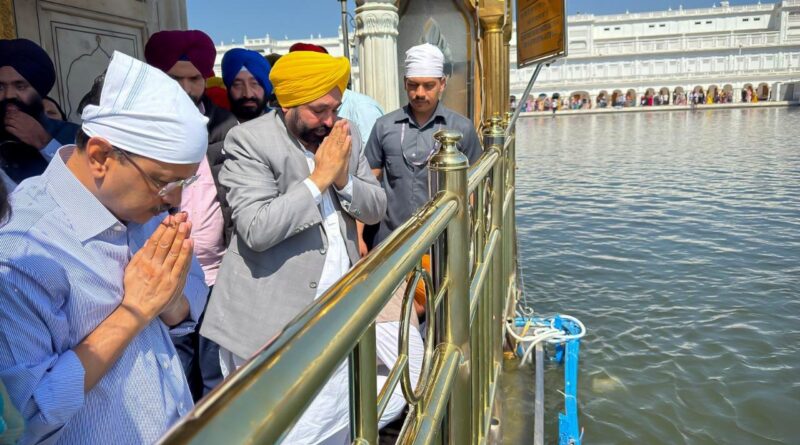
[
  {"left": 471, "top": 175, "right": 485, "bottom": 442},
  {"left": 430, "top": 129, "right": 473, "bottom": 444},
  {"left": 350, "top": 323, "right": 378, "bottom": 444},
  {"left": 485, "top": 115, "right": 506, "bottom": 374},
  {"left": 506, "top": 63, "right": 543, "bottom": 137},
  {"left": 502, "top": 113, "right": 518, "bottom": 319},
  {"left": 339, "top": 0, "right": 354, "bottom": 88}
]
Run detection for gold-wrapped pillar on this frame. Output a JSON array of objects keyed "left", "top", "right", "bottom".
[
  {"left": 0, "top": 0, "right": 16, "bottom": 39},
  {"left": 502, "top": 4, "right": 512, "bottom": 110},
  {"left": 479, "top": 1, "right": 507, "bottom": 119}
]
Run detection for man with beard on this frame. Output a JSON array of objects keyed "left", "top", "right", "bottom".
[
  {"left": 365, "top": 43, "right": 482, "bottom": 246},
  {"left": 201, "top": 50, "right": 389, "bottom": 444},
  {"left": 0, "top": 51, "right": 208, "bottom": 444},
  {"left": 288, "top": 42, "right": 384, "bottom": 151},
  {"left": 288, "top": 42, "right": 385, "bottom": 256},
  {"left": 145, "top": 29, "right": 236, "bottom": 401},
  {"left": 221, "top": 48, "right": 273, "bottom": 123},
  {"left": 0, "top": 39, "right": 79, "bottom": 187}
]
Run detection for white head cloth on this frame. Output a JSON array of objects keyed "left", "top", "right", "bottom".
[
  {"left": 81, "top": 51, "right": 208, "bottom": 164},
  {"left": 404, "top": 43, "right": 444, "bottom": 78}
]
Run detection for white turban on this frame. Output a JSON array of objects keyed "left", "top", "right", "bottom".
[
  {"left": 81, "top": 51, "right": 208, "bottom": 164},
  {"left": 404, "top": 43, "right": 444, "bottom": 78}
]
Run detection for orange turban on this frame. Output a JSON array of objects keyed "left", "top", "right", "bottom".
[
  {"left": 412, "top": 254, "right": 432, "bottom": 307},
  {"left": 269, "top": 51, "right": 350, "bottom": 108}
]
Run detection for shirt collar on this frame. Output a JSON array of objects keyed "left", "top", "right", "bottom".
[
  {"left": 398, "top": 101, "right": 447, "bottom": 128},
  {"left": 44, "top": 145, "right": 124, "bottom": 242}
]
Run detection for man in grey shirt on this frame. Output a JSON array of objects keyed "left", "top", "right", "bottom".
[{"left": 365, "top": 43, "right": 482, "bottom": 245}]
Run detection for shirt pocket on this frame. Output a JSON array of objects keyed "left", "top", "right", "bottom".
[{"left": 384, "top": 153, "right": 409, "bottom": 184}]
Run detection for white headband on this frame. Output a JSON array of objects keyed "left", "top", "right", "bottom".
[
  {"left": 81, "top": 51, "right": 208, "bottom": 164},
  {"left": 404, "top": 43, "right": 444, "bottom": 78}
]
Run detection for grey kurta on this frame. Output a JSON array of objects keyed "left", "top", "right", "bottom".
[{"left": 364, "top": 102, "right": 482, "bottom": 244}]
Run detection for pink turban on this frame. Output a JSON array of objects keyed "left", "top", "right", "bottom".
[{"left": 145, "top": 30, "right": 216, "bottom": 78}]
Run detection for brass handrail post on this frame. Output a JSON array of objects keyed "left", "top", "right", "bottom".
[
  {"left": 430, "top": 129, "right": 473, "bottom": 444},
  {"left": 471, "top": 167, "right": 486, "bottom": 442},
  {"left": 502, "top": 112, "right": 518, "bottom": 319},
  {"left": 485, "top": 115, "right": 506, "bottom": 375},
  {"left": 350, "top": 323, "right": 378, "bottom": 444}
]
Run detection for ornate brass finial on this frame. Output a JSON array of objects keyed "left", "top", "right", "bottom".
[
  {"left": 433, "top": 129, "right": 462, "bottom": 151},
  {"left": 430, "top": 129, "right": 468, "bottom": 170},
  {"left": 486, "top": 113, "right": 504, "bottom": 136},
  {"left": 503, "top": 112, "right": 513, "bottom": 129}
]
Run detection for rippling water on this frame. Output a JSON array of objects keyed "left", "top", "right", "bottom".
[{"left": 512, "top": 108, "right": 800, "bottom": 444}]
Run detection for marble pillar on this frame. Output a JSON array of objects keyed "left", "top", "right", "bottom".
[{"left": 355, "top": 0, "right": 400, "bottom": 111}]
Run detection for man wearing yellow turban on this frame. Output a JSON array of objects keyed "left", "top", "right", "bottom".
[
  {"left": 202, "top": 50, "right": 388, "bottom": 444},
  {"left": 269, "top": 50, "right": 350, "bottom": 108}
]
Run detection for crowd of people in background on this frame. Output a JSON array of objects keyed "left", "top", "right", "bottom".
[{"left": 511, "top": 83, "right": 769, "bottom": 113}]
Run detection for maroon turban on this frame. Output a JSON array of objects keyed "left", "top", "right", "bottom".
[
  {"left": 289, "top": 42, "right": 328, "bottom": 54},
  {"left": 144, "top": 30, "right": 216, "bottom": 78}
]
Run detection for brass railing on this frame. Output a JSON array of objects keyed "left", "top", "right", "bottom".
[{"left": 158, "top": 114, "right": 518, "bottom": 445}]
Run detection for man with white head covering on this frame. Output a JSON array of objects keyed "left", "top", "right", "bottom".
[
  {"left": 0, "top": 51, "right": 209, "bottom": 444},
  {"left": 365, "top": 42, "right": 482, "bottom": 246}
]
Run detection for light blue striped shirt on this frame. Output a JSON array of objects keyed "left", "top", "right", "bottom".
[
  {"left": 0, "top": 146, "right": 208, "bottom": 444},
  {"left": 338, "top": 89, "right": 384, "bottom": 151}
]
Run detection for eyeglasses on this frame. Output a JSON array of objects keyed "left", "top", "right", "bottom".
[{"left": 114, "top": 147, "right": 199, "bottom": 197}]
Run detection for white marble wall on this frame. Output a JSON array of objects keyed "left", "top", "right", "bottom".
[
  {"left": 510, "top": 0, "right": 800, "bottom": 103},
  {"left": 213, "top": 1, "right": 800, "bottom": 106},
  {"left": 13, "top": 0, "right": 187, "bottom": 122}
]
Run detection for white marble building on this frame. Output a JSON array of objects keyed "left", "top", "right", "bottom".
[
  {"left": 214, "top": 1, "right": 800, "bottom": 105},
  {"left": 513, "top": 0, "right": 800, "bottom": 105},
  {"left": 213, "top": 28, "right": 363, "bottom": 90}
]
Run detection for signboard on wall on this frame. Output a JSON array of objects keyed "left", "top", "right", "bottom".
[{"left": 516, "top": 0, "right": 567, "bottom": 67}]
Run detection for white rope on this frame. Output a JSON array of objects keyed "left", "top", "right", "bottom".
[{"left": 505, "top": 315, "right": 586, "bottom": 366}]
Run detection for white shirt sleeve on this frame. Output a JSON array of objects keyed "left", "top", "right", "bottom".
[{"left": 303, "top": 177, "right": 323, "bottom": 205}]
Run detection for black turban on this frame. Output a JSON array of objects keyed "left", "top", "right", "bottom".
[{"left": 0, "top": 39, "right": 56, "bottom": 97}]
